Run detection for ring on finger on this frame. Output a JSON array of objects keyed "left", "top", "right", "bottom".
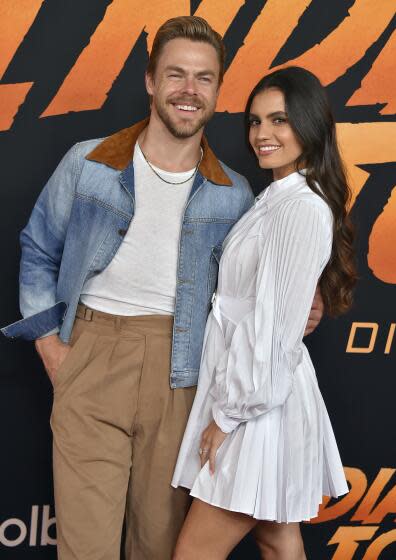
[{"left": 199, "top": 448, "right": 209, "bottom": 455}]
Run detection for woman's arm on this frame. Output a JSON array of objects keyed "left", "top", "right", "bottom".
[{"left": 211, "top": 197, "right": 332, "bottom": 433}]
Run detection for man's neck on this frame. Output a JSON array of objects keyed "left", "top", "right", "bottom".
[{"left": 138, "top": 112, "right": 203, "bottom": 173}]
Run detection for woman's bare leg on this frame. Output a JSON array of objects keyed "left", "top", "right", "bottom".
[
  {"left": 253, "top": 521, "right": 307, "bottom": 560},
  {"left": 172, "top": 498, "right": 257, "bottom": 560}
]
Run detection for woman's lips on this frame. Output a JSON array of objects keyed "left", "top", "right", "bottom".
[{"left": 257, "top": 145, "right": 281, "bottom": 156}]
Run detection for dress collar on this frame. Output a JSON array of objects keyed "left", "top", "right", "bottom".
[{"left": 255, "top": 170, "right": 309, "bottom": 205}]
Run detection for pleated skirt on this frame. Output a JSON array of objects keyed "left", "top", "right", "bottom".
[{"left": 172, "top": 316, "right": 349, "bottom": 522}]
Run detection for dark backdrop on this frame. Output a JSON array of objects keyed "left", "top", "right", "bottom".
[{"left": 0, "top": 1, "right": 395, "bottom": 558}]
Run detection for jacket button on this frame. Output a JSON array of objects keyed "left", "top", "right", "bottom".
[{"left": 118, "top": 228, "right": 127, "bottom": 236}]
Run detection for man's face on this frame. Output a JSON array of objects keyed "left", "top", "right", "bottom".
[{"left": 146, "top": 38, "right": 221, "bottom": 139}]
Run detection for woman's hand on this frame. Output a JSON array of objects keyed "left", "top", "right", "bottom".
[{"left": 199, "top": 420, "right": 227, "bottom": 475}]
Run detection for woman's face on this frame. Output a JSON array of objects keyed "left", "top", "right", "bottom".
[{"left": 248, "top": 87, "right": 303, "bottom": 180}]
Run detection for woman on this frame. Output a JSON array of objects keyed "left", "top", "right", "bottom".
[{"left": 171, "top": 66, "right": 356, "bottom": 559}]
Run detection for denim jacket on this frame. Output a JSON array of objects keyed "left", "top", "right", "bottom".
[{"left": 1, "top": 119, "right": 254, "bottom": 388}]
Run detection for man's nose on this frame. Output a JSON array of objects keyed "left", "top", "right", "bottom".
[{"left": 181, "top": 76, "right": 197, "bottom": 96}]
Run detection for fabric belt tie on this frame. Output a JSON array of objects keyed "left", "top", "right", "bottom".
[{"left": 211, "top": 292, "right": 255, "bottom": 335}]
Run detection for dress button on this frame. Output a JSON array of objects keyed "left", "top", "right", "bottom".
[{"left": 118, "top": 228, "right": 127, "bottom": 236}]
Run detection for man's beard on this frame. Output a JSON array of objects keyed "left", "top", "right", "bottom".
[{"left": 154, "top": 96, "right": 215, "bottom": 139}]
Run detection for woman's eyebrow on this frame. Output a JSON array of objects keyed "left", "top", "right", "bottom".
[
  {"left": 267, "top": 110, "right": 288, "bottom": 118},
  {"left": 249, "top": 110, "right": 288, "bottom": 119}
]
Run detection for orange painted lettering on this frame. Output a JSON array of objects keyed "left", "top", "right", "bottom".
[
  {"left": 336, "top": 123, "right": 396, "bottom": 208},
  {"left": 348, "top": 30, "right": 396, "bottom": 115},
  {"left": 363, "top": 483, "right": 396, "bottom": 524},
  {"left": 351, "top": 469, "right": 395, "bottom": 523},
  {"left": 194, "top": 0, "right": 244, "bottom": 38},
  {"left": 216, "top": 0, "right": 310, "bottom": 113},
  {"left": 346, "top": 323, "right": 378, "bottom": 354},
  {"left": 384, "top": 324, "right": 396, "bottom": 354},
  {"left": 368, "top": 186, "right": 396, "bottom": 284},
  {"left": 362, "top": 529, "right": 396, "bottom": 560},
  {"left": 41, "top": 0, "right": 189, "bottom": 117},
  {"left": 0, "top": 83, "right": 33, "bottom": 131},
  {"left": 217, "top": 0, "right": 395, "bottom": 113},
  {"left": 328, "top": 526, "right": 379, "bottom": 560},
  {"left": 0, "top": 0, "right": 43, "bottom": 131},
  {"left": 0, "top": 0, "right": 43, "bottom": 77},
  {"left": 286, "top": 0, "right": 395, "bottom": 86},
  {"left": 311, "top": 467, "right": 366, "bottom": 523}
]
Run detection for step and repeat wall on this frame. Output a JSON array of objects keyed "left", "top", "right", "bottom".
[{"left": 0, "top": 1, "right": 395, "bottom": 558}]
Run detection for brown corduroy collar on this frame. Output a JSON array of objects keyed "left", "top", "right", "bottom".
[{"left": 85, "top": 118, "right": 232, "bottom": 186}]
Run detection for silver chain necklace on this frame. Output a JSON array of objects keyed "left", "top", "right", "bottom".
[{"left": 140, "top": 147, "right": 203, "bottom": 186}]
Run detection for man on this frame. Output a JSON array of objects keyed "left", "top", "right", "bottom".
[{"left": 2, "top": 16, "right": 323, "bottom": 560}]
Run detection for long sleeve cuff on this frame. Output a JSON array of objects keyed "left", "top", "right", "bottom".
[
  {"left": 212, "top": 403, "right": 240, "bottom": 433},
  {"left": 37, "top": 327, "right": 60, "bottom": 339}
]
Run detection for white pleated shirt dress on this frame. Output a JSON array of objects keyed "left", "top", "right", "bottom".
[{"left": 171, "top": 171, "right": 349, "bottom": 522}]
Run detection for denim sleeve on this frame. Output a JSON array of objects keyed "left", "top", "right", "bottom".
[{"left": 19, "top": 144, "right": 80, "bottom": 321}]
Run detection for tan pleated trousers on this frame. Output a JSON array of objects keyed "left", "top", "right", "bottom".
[{"left": 50, "top": 305, "right": 196, "bottom": 559}]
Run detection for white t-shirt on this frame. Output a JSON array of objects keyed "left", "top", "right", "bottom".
[{"left": 80, "top": 143, "right": 196, "bottom": 315}]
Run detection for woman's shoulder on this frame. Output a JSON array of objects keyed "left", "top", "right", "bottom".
[
  {"left": 268, "top": 192, "right": 333, "bottom": 241},
  {"left": 272, "top": 179, "right": 332, "bottom": 224}
]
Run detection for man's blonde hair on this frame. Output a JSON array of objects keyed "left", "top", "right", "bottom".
[{"left": 147, "top": 16, "right": 225, "bottom": 83}]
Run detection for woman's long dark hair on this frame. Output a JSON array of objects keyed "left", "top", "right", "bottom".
[{"left": 245, "top": 66, "right": 356, "bottom": 316}]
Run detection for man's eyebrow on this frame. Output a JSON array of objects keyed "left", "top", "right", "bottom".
[
  {"left": 164, "top": 65, "right": 185, "bottom": 73},
  {"left": 164, "top": 66, "right": 216, "bottom": 77},
  {"left": 196, "top": 70, "right": 216, "bottom": 77}
]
